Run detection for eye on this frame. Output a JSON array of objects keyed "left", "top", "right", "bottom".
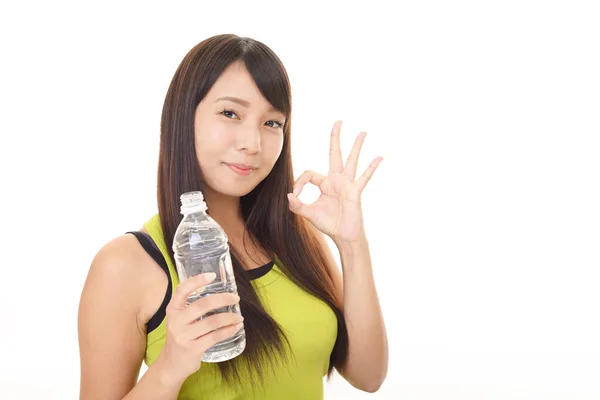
[
  {"left": 220, "top": 109, "right": 238, "bottom": 119},
  {"left": 266, "top": 120, "right": 285, "bottom": 129}
]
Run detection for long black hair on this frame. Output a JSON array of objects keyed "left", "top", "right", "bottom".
[{"left": 157, "top": 34, "right": 349, "bottom": 386}]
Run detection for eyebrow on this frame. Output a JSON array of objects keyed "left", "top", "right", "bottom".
[{"left": 215, "top": 96, "right": 279, "bottom": 113}]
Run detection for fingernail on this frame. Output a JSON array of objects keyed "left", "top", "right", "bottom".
[{"left": 206, "top": 272, "right": 216, "bottom": 280}]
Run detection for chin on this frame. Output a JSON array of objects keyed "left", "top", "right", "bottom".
[
  {"left": 219, "top": 185, "right": 257, "bottom": 197},
  {"left": 208, "top": 176, "right": 261, "bottom": 198}
]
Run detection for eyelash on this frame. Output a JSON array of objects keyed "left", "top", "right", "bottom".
[{"left": 220, "top": 109, "right": 285, "bottom": 129}]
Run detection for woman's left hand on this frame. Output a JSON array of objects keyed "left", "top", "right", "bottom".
[{"left": 287, "top": 120, "right": 383, "bottom": 246}]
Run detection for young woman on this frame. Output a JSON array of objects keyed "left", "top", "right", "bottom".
[{"left": 78, "top": 33, "right": 388, "bottom": 400}]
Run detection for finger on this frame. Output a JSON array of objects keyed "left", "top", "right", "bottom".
[
  {"left": 185, "top": 312, "right": 244, "bottom": 341},
  {"left": 168, "top": 272, "right": 217, "bottom": 311},
  {"left": 329, "top": 120, "right": 344, "bottom": 174},
  {"left": 292, "top": 170, "right": 326, "bottom": 196},
  {"left": 194, "top": 321, "right": 245, "bottom": 354},
  {"left": 182, "top": 292, "right": 240, "bottom": 324},
  {"left": 345, "top": 131, "right": 367, "bottom": 180},
  {"left": 356, "top": 156, "right": 383, "bottom": 192},
  {"left": 287, "top": 193, "right": 317, "bottom": 221}
]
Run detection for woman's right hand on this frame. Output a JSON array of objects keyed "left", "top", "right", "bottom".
[{"left": 155, "top": 272, "right": 243, "bottom": 384}]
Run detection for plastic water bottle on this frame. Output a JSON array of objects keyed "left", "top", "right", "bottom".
[{"left": 172, "top": 191, "right": 246, "bottom": 362}]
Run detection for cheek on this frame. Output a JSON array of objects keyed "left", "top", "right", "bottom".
[
  {"left": 263, "top": 135, "right": 284, "bottom": 163},
  {"left": 206, "top": 127, "right": 229, "bottom": 143},
  {"left": 195, "top": 127, "right": 232, "bottom": 160}
]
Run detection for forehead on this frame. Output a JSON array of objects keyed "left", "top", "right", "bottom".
[{"left": 205, "top": 62, "right": 266, "bottom": 104}]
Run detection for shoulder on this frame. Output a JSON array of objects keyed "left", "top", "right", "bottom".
[
  {"left": 88, "top": 233, "right": 151, "bottom": 284},
  {"left": 80, "top": 232, "right": 168, "bottom": 327},
  {"left": 92, "top": 233, "right": 141, "bottom": 266},
  {"left": 81, "top": 234, "right": 144, "bottom": 311}
]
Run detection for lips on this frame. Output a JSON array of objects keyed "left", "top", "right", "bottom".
[
  {"left": 225, "top": 163, "right": 255, "bottom": 171},
  {"left": 224, "top": 162, "right": 255, "bottom": 176}
]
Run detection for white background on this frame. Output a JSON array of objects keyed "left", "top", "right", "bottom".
[{"left": 1, "top": 0, "right": 599, "bottom": 399}]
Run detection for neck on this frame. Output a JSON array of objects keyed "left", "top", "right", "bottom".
[
  {"left": 202, "top": 185, "right": 269, "bottom": 267},
  {"left": 202, "top": 186, "right": 244, "bottom": 233}
]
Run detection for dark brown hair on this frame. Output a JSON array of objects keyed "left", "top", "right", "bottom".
[{"left": 157, "top": 34, "right": 348, "bottom": 387}]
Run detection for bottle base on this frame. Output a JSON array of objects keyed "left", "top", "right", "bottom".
[{"left": 201, "top": 331, "right": 246, "bottom": 363}]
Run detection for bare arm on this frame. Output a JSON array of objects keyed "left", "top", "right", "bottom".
[
  {"left": 288, "top": 121, "right": 388, "bottom": 392},
  {"left": 122, "top": 359, "right": 185, "bottom": 400},
  {"left": 311, "top": 226, "right": 388, "bottom": 393},
  {"left": 78, "top": 235, "right": 184, "bottom": 400}
]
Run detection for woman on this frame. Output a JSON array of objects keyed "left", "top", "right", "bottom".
[{"left": 78, "top": 33, "right": 388, "bottom": 400}]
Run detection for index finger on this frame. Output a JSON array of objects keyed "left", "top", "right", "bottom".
[
  {"left": 329, "top": 120, "right": 344, "bottom": 174},
  {"left": 169, "top": 272, "right": 217, "bottom": 310}
]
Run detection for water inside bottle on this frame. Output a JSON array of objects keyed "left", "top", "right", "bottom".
[
  {"left": 174, "top": 191, "right": 246, "bottom": 362},
  {"left": 185, "top": 281, "right": 246, "bottom": 362}
]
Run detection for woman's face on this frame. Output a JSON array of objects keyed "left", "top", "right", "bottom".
[{"left": 194, "top": 62, "right": 286, "bottom": 198}]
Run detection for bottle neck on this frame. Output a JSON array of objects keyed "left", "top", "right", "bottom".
[
  {"left": 181, "top": 209, "right": 209, "bottom": 220},
  {"left": 180, "top": 201, "right": 207, "bottom": 215}
]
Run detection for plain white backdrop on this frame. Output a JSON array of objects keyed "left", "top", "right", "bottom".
[{"left": 1, "top": 0, "right": 599, "bottom": 399}]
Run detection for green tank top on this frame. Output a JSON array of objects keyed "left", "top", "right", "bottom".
[{"left": 142, "top": 214, "right": 338, "bottom": 399}]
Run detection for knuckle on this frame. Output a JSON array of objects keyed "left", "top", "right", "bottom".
[
  {"left": 209, "top": 329, "right": 227, "bottom": 343},
  {"left": 193, "top": 293, "right": 238, "bottom": 317},
  {"left": 217, "top": 293, "right": 238, "bottom": 307},
  {"left": 219, "top": 313, "right": 238, "bottom": 327},
  {"left": 195, "top": 296, "right": 217, "bottom": 313},
  {"left": 206, "top": 315, "right": 221, "bottom": 330},
  {"left": 192, "top": 299, "right": 208, "bottom": 315}
]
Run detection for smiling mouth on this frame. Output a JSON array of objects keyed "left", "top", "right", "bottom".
[{"left": 224, "top": 163, "right": 255, "bottom": 176}]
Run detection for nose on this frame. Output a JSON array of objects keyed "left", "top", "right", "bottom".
[{"left": 235, "top": 125, "right": 261, "bottom": 154}]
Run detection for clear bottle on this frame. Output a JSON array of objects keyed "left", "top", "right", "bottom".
[{"left": 172, "top": 191, "right": 246, "bottom": 362}]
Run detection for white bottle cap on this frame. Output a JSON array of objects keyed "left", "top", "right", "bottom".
[{"left": 180, "top": 191, "right": 208, "bottom": 214}]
